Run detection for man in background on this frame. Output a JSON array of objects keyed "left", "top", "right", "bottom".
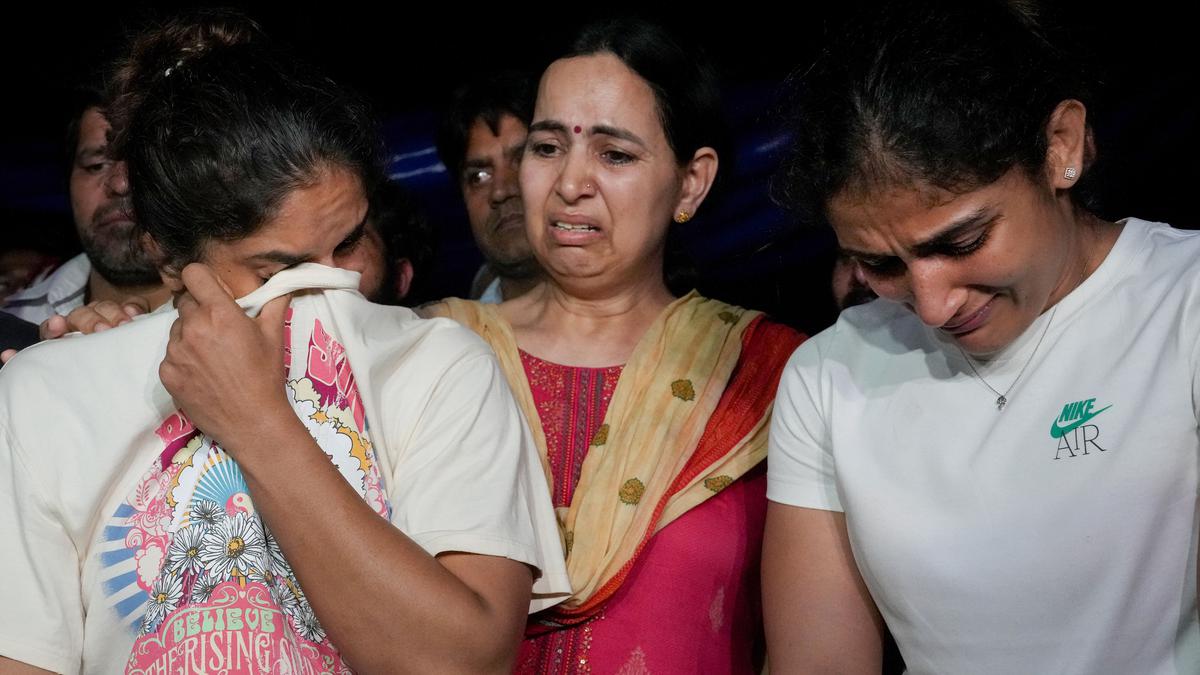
[
  {"left": 3, "top": 87, "right": 169, "bottom": 326},
  {"left": 435, "top": 71, "right": 542, "bottom": 303}
]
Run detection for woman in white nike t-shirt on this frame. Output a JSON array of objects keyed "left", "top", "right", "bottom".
[{"left": 764, "top": 2, "right": 1200, "bottom": 674}]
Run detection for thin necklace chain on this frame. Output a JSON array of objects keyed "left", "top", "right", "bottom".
[{"left": 958, "top": 305, "right": 1059, "bottom": 411}]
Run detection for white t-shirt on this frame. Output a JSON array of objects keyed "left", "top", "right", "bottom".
[
  {"left": 0, "top": 265, "right": 569, "bottom": 674},
  {"left": 768, "top": 219, "right": 1200, "bottom": 674}
]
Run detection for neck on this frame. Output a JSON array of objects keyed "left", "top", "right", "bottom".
[
  {"left": 497, "top": 273, "right": 543, "bottom": 302},
  {"left": 1044, "top": 209, "right": 1121, "bottom": 312},
  {"left": 86, "top": 269, "right": 171, "bottom": 310},
  {"left": 502, "top": 273, "right": 676, "bottom": 368}
]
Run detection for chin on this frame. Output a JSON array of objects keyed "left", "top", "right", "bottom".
[{"left": 958, "top": 327, "right": 1022, "bottom": 358}]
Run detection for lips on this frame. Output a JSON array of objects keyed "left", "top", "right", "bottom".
[
  {"left": 941, "top": 298, "right": 993, "bottom": 335},
  {"left": 492, "top": 210, "right": 524, "bottom": 233},
  {"left": 92, "top": 200, "right": 135, "bottom": 230},
  {"left": 97, "top": 213, "right": 135, "bottom": 229},
  {"left": 547, "top": 214, "right": 602, "bottom": 245}
]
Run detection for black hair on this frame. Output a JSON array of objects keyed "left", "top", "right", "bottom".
[
  {"left": 64, "top": 83, "right": 108, "bottom": 170},
  {"left": 367, "top": 179, "right": 435, "bottom": 305},
  {"left": 773, "top": 0, "right": 1098, "bottom": 226},
  {"left": 434, "top": 71, "right": 535, "bottom": 186},
  {"left": 109, "top": 10, "right": 384, "bottom": 272}
]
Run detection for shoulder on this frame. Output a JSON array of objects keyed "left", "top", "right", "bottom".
[
  {"left": 0, "top": 310, "right": 176, "bottom": 450},
  {"left": 10, "top": 253, "right": 89, "bottom": 299},
  {"left": 793, "top": 299, "right": 925, "bottom": 364},
  {"left": 1091, "top": 219, "right": 1200, "bottom": 322},
  {"left": 776, "top": 299, "right": 937, "bottom": 412},
  {"left": 345, "top": 296, "right": 498, "bottom": 369},
  {"left": 415, "top": 296, "right": 486, "bottom": 323},
  {"left": 1, "top": 254, "right": 91, "bottom": 320},
  {"left": 1128, "top": 218, "right": 1200, "bottom": 280}
]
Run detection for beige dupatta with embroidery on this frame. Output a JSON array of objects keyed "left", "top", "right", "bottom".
[{"left": 435, "top": 292, "right": 769, "bottom": 611}]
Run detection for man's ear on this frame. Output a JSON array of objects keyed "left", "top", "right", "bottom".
[{"left": 394, "top": 258, "right": 414, "bottom": 301}]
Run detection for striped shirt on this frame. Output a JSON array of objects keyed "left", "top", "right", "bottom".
[{"left": 1, "top": 254, "right": 90, "bottom": 324}]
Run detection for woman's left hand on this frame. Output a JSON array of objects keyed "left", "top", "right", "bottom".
[{"left": 159, "top": 263, "right": 292, "bottom": 453}]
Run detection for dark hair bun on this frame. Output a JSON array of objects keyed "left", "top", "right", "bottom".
[{"left": 107, "top": 10, "right": 263, "bottom": 157}]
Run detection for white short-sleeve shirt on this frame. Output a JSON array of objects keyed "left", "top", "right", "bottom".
[
  {"left": 0, "top": 266, "right": 569, "bottom": 674},
  {"left": 769, "top": 219, "right": 1200, "bottom": 674}
]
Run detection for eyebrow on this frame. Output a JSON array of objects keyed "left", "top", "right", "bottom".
[
  {"left": 246, "top": 249, "right": 311, "bottom": 268},
  {"left": 338, "top": 219, "right": 369, "bottom": 247},
  {"left": 839, "top": 208, "right": 998, "bottom": 260},
  {"left": 528, "top": 120, "right": 647, "bottom": 148},
  {"left": 75, "top": 146, "right": 106, "bottom": 162}
]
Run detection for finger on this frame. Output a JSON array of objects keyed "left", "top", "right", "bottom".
[
  {"left": 122, "top": 295, "right": 153, "bottom": 317},
  {"left": 175, "top": 290, "right": 199, "bottom": 318},
  {"left": 39, "top": 315, "right": 69, "bottom": 340},
  {"left": 256, "top": 294, "right": 291, "bottom": 352},
  {"left": 161, "top": 317, "right": 185, "bottom": 388},
  {"left": 78, "top": 309, "right": 112, "bottom": 333},
  {"left": 180, "top": 263, "right": 234, "bottom": 306},
  {"left": 1, "top": 349, "right": 17, "bottom": 364},
  {"left": 93, "top": 301, "right": 128, "bottom": 327}
]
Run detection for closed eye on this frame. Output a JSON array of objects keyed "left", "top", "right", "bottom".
[
  {"left": 939, "top": 228, "right": 991, "bottom": 257},
  {"left": 856, "top": 255, "right": 905, "bottom": 277},
  {"left": 335, "top": 223, "right": 367, "bottom": 254}
]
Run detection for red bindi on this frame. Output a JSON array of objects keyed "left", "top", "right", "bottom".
[{"left": 573, "top": 125, "right": 582, "bottom": 134}]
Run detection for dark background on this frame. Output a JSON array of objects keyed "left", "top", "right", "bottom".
[{"left": 1, "top": 2, "right": 1195, "bottom": 335}]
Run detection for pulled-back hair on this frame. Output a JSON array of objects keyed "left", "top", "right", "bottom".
[
  {"left": 109, "top": 10, "right": 384, "bottom": 271},
  {"left": 773, "top": 0, "right": 1098, "bottom": 226},
  {"left": 565, "top": 17, "right": 729, "bottom": 169}
]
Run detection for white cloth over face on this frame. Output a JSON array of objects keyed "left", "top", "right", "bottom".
[{"left": 0, "top": 264, "right": 569, "bottom": 674}]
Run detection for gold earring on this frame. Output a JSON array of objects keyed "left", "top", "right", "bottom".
[
  {"left": 1064, "top": 167, "right": 1078, "bottom": 180},
  {"left": 674, "top": 210, "right": 691, "bottom": 224}
]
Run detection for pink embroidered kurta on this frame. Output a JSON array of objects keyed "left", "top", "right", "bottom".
[{"left": 515, "top": 351, "right": 766, "bottom": 674}]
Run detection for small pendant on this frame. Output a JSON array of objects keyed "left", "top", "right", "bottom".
[{"left": 996, "top": 395, "right": 1007, "bottom": 411}]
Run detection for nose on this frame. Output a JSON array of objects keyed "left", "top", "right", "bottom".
[
  {"left": 905, "top": 259, "right": 966, "bottom": 328},
  {"left": 105, "top": 160, "right": 130, "bottom": 196},
  {"left": 553, "top": 149, "right": 594, "bottom": 203},
  {"left": 489, "top": 160, "right": 520, "bottom": 205}
]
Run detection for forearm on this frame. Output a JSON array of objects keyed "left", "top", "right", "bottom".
[
  {"left": 0, "top": 657, "right": 55, "bottom": 675},
  {"left": 226, "top": 414, "right": 528, "bottom": 674},
  {"left": 762, "top": 504, "right": 884, "bottom": 674}
]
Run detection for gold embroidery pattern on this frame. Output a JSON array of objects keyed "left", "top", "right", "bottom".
[
  {"left": 577, "top": 621, "right": 595, "bottom": 673},
  {"left": 591, "top": 423, "right": 609, "bottom": 446},
  {"left": 671, "top": 379, "right": 695, "bottom": 401},
  {"left": 619, "top": 478, "right": 645, "bottom": 505},
  {"left": 718, "top": 310, "right": 742, "bottom": 325},
  {"left": 565, "top": 530, "right": 574, "bottom": 557},
  {"left": 703, "top": 475, "right": 734, "bottom": 492}
]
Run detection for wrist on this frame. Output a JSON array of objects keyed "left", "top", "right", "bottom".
[{"left": 214, "top": 399, "right": 305, "bottom": 466}]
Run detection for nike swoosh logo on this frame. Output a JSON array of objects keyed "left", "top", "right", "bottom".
[{"left": 1050, "top": 405, "right": 1112, "bottom": 438}]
